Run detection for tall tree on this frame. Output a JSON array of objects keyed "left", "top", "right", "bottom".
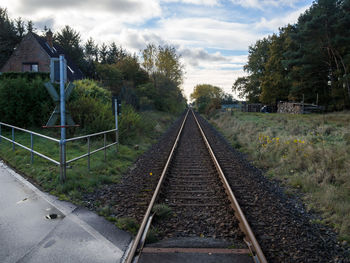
[
  {"left": 55, "top": 25, "right": 84, "bottom": 68},
  {"left": 142, "top": 43, "right": 184, "bottom": 87},
  {"left": 99, "top": 43, "right": 108, "bottom": 64},
  {"left": 26, "top": 20, "right": 34, "bottom": 33},
  {"left": 260, "top": 26, "right": 292, "bottom": 104},
  {"left": 0, "top": 7, "right": 20, "bottom": 68},
  {"left": 232, "top": 38, "right": 271, "bottom": 102}
]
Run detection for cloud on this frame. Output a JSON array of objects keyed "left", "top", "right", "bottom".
[
  {"left": 180, "top": 47, "right": 228, "bottom": 66},
  {"left": 153, "top": 17, "right": 263, "bottom": 50},
  {"left": 230, "top": 0, "right": 301, "bottom": 9},
  {"left": 161, "top": 0, "right": 219, "bottom": 6},
  {"left": 255, "top": 5, "right": 310, "bottom": 30},
  {"left": 33, "top": 17, "right": 55, "bottom": 30},
  {"left": 16, "top": 0, "right": 161, "bottom": 15}
]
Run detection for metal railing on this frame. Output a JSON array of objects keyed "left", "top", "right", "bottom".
[
  {"left": 0, "top": 122, "right": 118, "bottom": 182},
  {"left": 0, "top": 122, "right": 60, "bottom": 165}
]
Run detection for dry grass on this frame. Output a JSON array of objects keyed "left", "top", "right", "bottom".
[{"left": 209, "top": 110, "right": 350, "bottom": 242}]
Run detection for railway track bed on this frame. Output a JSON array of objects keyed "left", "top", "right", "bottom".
[{"left": 84, "top": 109, "right": 349, "bottom": 262}]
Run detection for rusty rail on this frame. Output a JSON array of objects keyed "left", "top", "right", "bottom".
[{"left": 192, "top": 110, "right": 267, "bottom": 263}]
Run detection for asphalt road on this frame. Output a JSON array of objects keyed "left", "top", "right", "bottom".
[{"left": 0, "top": 161, "right": 132, "bottom": 263}]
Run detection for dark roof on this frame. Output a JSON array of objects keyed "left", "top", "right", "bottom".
[{"left": 31, "top": 33, "right": 84, "bottom": 81}]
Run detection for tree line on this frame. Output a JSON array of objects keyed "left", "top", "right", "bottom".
[
  {"left": 0, "top": 7, "right": 187, "bottom": 114},
  {"left": 190, "top": 84, "right": 235, "bottom": 115},
  {"left": 233, "top": 0, "right": 350, "bottom": 110}
]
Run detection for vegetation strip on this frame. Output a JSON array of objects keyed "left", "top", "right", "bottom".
[{"left": 197, "top": 113, "right": 349, "bottom": 262}]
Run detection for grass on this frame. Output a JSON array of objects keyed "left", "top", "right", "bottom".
[
  {"left": 0, "top": 110, "right": 177, "bottom": 205},
  {"left": 208, "top": 110, "right": 350, "bottom": 242}
]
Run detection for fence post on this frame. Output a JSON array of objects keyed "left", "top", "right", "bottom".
[
  {"left": 87, "top": 136, "right": 91, "bottom": 171},
  {"left": 114, "top": 98, "right": 118, "bottom": 152},
  {"left": 104, "top": 133, "right": 106, "bottom": 162},
  {"left": 59, "top": 54, "right": 66, "bottom": 183},
  {"left": 12, "top": 127, "right": 15, "bottom": 151},
  {"left": 30, "top": 133, "right": 34, "bottom": 164}
]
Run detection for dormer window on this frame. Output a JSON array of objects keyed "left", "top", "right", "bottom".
[{"left": 22, "top": 63, "right": 39, "bottom": 72}]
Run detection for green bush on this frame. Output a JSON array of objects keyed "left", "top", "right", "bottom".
[
  {"left": 69, "top": 80, "right": 114, "bottom": 134},
  {"left": 119, "top": 104, "right": 141, "bottom": 143},
  {"left": 0, "top": 72, "right": 50, "bottom": 81},
  {"left": 0, "top": 77, "right": 53, "bottom": 127}
]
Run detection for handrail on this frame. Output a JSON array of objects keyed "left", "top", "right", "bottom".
[
  {"left": 0, "top": 135, "right": 60, "bottom": 165},
  {"left": 66, "top": 128, "right": 117, "bottom": 142},
  {"left": 66, "top": 141, "right": 117, "bottom": 164},
  {"left": 0, "top": 122, "right": 60, "bottom": 142},
  {"left": 0, "top": 122, "right": 118, "bottom": 179}
]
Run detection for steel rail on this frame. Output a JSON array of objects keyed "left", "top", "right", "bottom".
[
  {"left": 125, "top": 109, "right": 190, "bottom": 263},
  {"left": 191, "top": 109, "right": 268, "bottom": 263}
]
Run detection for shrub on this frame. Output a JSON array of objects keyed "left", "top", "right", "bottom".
[
  {"left": 0, "top": 77, "right": 53, "bottom": 127},
  {"left": 0, "top": 72, "right": 50, "bottom": 81},
  {"left": 68, "top": 79, "right": 114, "bottom": 134},
  {"left": 119, "top": 104, "right": 141, "bottom": 143}
]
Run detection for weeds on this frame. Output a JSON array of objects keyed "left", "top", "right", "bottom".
[
  {"left": 115, "top": 217, "right": 139, "bottom": 235},
  {"left": 209, "top": 111, "right": 350, "bottom": 242},
  {"left": 152, "top": 204, "right": 173, "bottom": 219}
]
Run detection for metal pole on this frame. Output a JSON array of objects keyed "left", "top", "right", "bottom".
[
  {"left": 12, "top": 127, "right": 15, "bottom": 151},
  {"left": 30, "top": 133, "right": 34, "bottom": 164},
  {"left": 87, "top": 136, "right": 90, "bottom": 171},
  {"left": 114, "top": 99, "right": 118, "bottom": 152},
  {"left": 104, "top": 133, "right": 106, "bottom": 161},
  {"left": 0, "top": 124, "right": 2, "bottom": 143},
  {"left": 59, "top": 54, "right": 66, "bottom": 182}
]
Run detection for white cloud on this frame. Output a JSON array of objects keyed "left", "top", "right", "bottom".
[
  {"left": 161, "top": 0, "right": 219, "bottom": 5},
  {"left": 230, "top": 0, "right": 301, "bottom": 9},
  {"left": 255, "top": 5, "right": 310, "bottom": 30},
  {"left": 153, "top": 17, "right": 263, "bottom": 50}
]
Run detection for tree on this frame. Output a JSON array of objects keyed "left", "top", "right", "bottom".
[
  {"left": 232, "top": 38, "right": 271, "bottom": 103},
  {"left": 26, "top": 20, "right": 34, "bottom": 33},
  {"left": 157, "top": 45, "right": 184, "bottom": 86},
  {"left": 55, "top": 25, "right": 84, "bottom": 69},
  {"left": 191, "top": 84, "right": 223, "bottom": 114},
  {"left": 142, "top": 43, "right": 184, "bottom": 86},
  {"left": 99, "top": 43, "right": 108, "bottom": 64},
  {"left": 15, "top": 17, "right": 25, "bottom": 38},
  {"left": 0, "top": 7, "right": 20, "bottom": 68},
  {"left": 260, "top": 27, "right": 292, "bottom": 104},
  {"left": 84, "top": 37, "right": 98, "bottom": 62},
  {"left": 142, "top": 43, "right": 157, "bottom": 76},
  {"left": 106, "top": 42, "right": 126, "bottom": 64},
  {"left": 141, "top": 43, "right": 187, "bottom": 112}
]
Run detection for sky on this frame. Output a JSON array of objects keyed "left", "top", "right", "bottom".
[{"left": 0, "top": 0, "right": 313, "bottom": 100}]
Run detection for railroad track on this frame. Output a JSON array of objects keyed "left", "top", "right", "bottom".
[{"left": 124, "top": 109, "right": 267, "bottom": 263}]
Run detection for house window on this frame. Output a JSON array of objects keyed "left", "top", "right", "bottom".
[{"left": 22, "top": 63, "right": 39, "bottom": 72}]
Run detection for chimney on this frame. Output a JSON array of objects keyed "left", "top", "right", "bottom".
[{"left": 46, "top": 29, "right": 53, "bottom": 49}]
